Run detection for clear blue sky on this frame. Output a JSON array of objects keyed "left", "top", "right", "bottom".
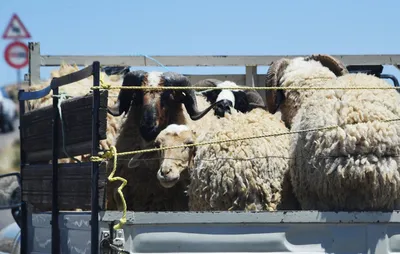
[{"left": 1, "top": 0, "right": 400, "bottom": 87}]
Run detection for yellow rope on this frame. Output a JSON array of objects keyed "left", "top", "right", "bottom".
[
  {"left": 90, "top": 84, "right": 400, "bottom": 91},
  {"left": 91, "top": 77, "right": 400, "bottom": 91},
  {"left": 104, "top": 146, "right": 127, "bottom": 230},
  {"left": 90, "top": 117, "right": 400, "bottom": 161},
  {"left": 91, "top": 85, "right": 400, "bottom": 91},
  {"left": 99, "top": 73, "right": 112, "bottom": 89}
]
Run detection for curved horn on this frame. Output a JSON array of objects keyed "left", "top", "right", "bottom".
[
  {"left": 305, "top": 54, "right": 348, "bottom": 76},
  {"left": 162, "top": 72, "right": 220, "bottom": 120},
  {"left": 245, "top": 90, "right": 266, "bottom": 109},
  {"left": 193, "top": 79, "right": 222, "bottom": 90},
  {"left": 194, "top": 79, "right": 223, "bottom": 103},
  {"left": 107, "top": 70, "right": 147, "bottom": 116},
  {"left": 265, "top": 58, "right": 290, "bottom": 114}
]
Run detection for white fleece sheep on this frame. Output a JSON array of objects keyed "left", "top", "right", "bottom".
[
  {"left": 26, "top": 63, "right": 125, "bottom": 163},
  {"left": 265, "top": 54, "right": 400, "bottom": 211},
  {"left": 155, "top": 108, "right": 299, "bottom": 211},
  {"left": 0, "top": 174, "right": 20, "bottom": 207}
]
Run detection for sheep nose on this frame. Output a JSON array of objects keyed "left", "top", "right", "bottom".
[
  {"left": 160, "top": 168, "right": 171, "bottom": 177},
  {"left": 214, "top": 99, "right": 233, "bottom": 118}
]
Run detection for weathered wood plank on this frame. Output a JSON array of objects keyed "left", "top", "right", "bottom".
[
  {"left": 20, "top": 91, "right": 108, "bottom": 163},
  {"left": 22, "top": 162, "right": 107, "bottom": 211}
]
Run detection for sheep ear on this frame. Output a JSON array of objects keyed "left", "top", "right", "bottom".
[
  {"left": 107, "top": 70, "right": 147, "bottom": 116},
  {"left": 265, "top": 58, "right": 290, "bottom": 114},
  {"left": 232, "top": 91, "right": 249, "bottom": 113},
  {"left": 244, "top": 90, "right": 265, "bottom": 109},
  {"left": 201, "top": 89, "right": 221, "bottom": 103},
  {"left": 305, "top": 54, "right": 348, "bottom": 77},
  {"left": 194, "top": 79, "right": 222, "bottom": 103}
]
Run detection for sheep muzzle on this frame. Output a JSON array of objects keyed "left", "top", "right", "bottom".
[
  {"left": 157, "top": 167, "right": 180, "bottom": 188},
  {"left": 214, "top": 99, "right": 232, "bottom": 118}
]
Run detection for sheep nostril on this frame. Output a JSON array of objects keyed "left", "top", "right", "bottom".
[{"left": 161, "top": 168, "right": 172, "bottom": 177}]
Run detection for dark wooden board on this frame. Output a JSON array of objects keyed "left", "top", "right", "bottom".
[
  {"left": 20, "top": 91, "right": 108, "bottom": 163},
  {"left": 21, "top": 162, "right": 107, "bottom": 211}
]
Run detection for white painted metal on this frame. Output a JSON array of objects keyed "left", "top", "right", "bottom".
[
  {"left": 26, "top": 211, "right": 400, "bottom": 253},
  {"left": 28, "top": 42, "right": 400, "bottom": 86}
]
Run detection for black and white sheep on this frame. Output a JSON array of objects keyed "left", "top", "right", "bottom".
[
  {"left": 194, "top": 79, "right": 266, "bottom": 118},
  {"left": 265, "top": 54, "right": 400, "bottom": 211}
]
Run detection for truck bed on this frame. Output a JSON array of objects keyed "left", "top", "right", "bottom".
[{"left": 28, "top": 210, "right": 400, "bottom": 253}]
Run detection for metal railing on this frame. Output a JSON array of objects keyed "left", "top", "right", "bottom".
[{"left": 18, "top": 61, "right": 102, "bottom": 254}]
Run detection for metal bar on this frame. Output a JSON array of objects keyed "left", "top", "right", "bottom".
[
  {"left": 28, "top": 42, "right": 41, "bottom": 85},
  {"left": 380, "top": 74, "right": 400, "bottom": 87},
  {"left": 19, "top": 64, "right": 94, "bottom": 101},
  {"left": 51, "top": 86, "right": 60, "bottom": 254},
  {"left": 37, "top": 54, "right": 400, "bottom": 67},
  {"left": 18, "top": 90, "right": 28, "bottom": 254},
  {"left": 91, "top": 61, "right": 100, "bottom": 254},
  {"left": 245, "top": 66, "right": 257, "bottom": 87},
  {"left": 50, "top": 65, "right": 93, "bottom": 89},
  {"left": 19, "top": 86, "right": 51, "bottom": 101},
  {"left": 100, "top": 210, "right": 400, "bottom": 224}
]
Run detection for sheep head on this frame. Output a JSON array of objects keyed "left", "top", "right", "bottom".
[
  {"left": 265, "top": 54, "right": 349, "bottom": 114},
  {"left": 155, "top": 124, "right": 196, "bottom": 188},
  {"left": 198, "top": 79, "right": 265, "bottom": 118},
  {"left": 108, "top": 71, "right": 218, "bottom": 142}
]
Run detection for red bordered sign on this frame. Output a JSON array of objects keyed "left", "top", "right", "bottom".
[{"left": 4, "top": 41, "right": 29, "bottom": 69}]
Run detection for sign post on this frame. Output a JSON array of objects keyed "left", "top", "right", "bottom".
[
  {"left": 4, "top": 41, "right": 29, "bottom": 89},
  {"left": 2, "top": 13, "right": 31, "bottom": 90},
  {"left": 2, "top": 13, "right": 31, "bottom": 40}
]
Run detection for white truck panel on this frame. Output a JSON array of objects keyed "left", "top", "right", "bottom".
[{"left": 23, "top": 211, "right": 400, "bottom": 253}]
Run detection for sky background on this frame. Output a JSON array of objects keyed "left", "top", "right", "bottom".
[{"left": 1, "top": 0, "right": 400, "bottom": 87}]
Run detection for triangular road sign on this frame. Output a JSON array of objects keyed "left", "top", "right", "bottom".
[{"left": 2, "top": 13, "right": 31, "bottom": 39}]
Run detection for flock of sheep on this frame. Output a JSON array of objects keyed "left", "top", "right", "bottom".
[{"left": 27, "top": 54, "right": 400, "bottom": 213}]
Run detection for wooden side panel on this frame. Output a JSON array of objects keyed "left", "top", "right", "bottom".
[
  {"left": 22, "top": 162, "right": 107, "bottom": 211},
  {"left": 20, "top": 91, "right": 108, "bottom": 163}
]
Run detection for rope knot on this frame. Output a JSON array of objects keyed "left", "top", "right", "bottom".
[{"left": 100, "top": 82, "right": 112, "bottom": 89}]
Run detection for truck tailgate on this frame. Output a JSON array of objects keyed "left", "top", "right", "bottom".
[{"left": 28, "top": 211, "right": 400, "bottom": 253}]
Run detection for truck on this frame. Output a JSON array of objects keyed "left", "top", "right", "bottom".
[{"left": 1, "top": 42, "right": 400, "bottom": 253}]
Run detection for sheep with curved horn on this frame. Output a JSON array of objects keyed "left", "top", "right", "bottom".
[
  {"left": 194, "top": 79, "right": 266, "bottom": 118},
  {"left": 265, "top": 53, "right": 400, "bottom": 211},
  {"left": 105, "top": 70, "right": 221, "bottom": 212}
]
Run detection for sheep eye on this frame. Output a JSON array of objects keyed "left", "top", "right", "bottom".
[{"left": 154, "top": 141, "right": 161, "bottom": 148}]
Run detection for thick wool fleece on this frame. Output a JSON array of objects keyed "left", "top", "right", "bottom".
[
  {"left": 27, "top": 63, "right": 124, "bottom": 163},
  {"left": 188, "top": 108, "right": 299, "bottom": 211},
  {"left": 290, "top": 73, "right": 400, "bottom": 211},
  {"left": 278, "top": 57, "right": 337, "bottom": 127},
  {"left": 106, "top": 95, "right": 213, "bottom": 212},
  {"left": 0, "top": 175, "right": 20, "bottom": 207}
]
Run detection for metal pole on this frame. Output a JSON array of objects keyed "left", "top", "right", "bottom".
[
  {"left": 18, "top": 90, "right": 28, "bottom": 254},
  {"left": 91, "top": 61, "right": 100, "bottom": 254},
  {"left": 17, "top": 69, "right": 21, "bottom": 91},
  {"left": 51, "top": 86, "right": 60, "bottom": 253}
]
